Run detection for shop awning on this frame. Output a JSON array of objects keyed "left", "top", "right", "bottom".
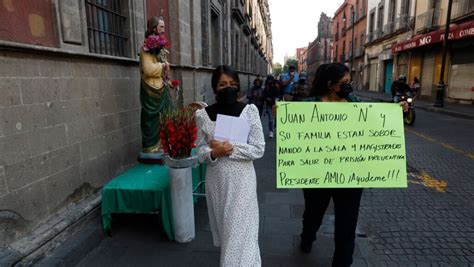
[{"left": 392, "top": 20, "right": 474, "bottom": 53}]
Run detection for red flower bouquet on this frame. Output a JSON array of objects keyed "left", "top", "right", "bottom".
[
  {"left": 142, "top": 33, "right": 170, "bottom": 54},
  {"left": 159, "top": 107, "right": 197, "bottom": 159}
]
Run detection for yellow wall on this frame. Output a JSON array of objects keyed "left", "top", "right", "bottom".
[
  {"left": 434, "top": 51, "right": 450, "bottom": 84},
  {"left": 409, "top": 52, "right": 422, "bottom": 82}
]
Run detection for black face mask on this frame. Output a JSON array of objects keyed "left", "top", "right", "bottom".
[
  {"left": 336, "top": 82, "right": 353, "bottom": 99},
  {"left": 215, "top": 87, "right": 239, "bottom": 105}
]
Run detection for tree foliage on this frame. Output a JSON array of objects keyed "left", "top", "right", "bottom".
[
  {"left": 273, "top": 63, "right": 283, "bottom": 76},
  {"left": 285, "top": 58, "right": 298, "bottom": 70}
]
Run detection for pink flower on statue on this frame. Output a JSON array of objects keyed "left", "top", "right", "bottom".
[{"left": 142, "top": 33, "right": 170, "bottom": 53}]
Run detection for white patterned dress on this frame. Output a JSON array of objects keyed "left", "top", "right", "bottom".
[{"left": 196, "top": 104, "right": 265, "bottom": 267}]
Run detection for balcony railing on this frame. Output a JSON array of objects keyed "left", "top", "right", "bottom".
[
  {"left": 451, "top": 0, "right": 474, "bottom": 20},
  {"left": 384, "top": 21, "right": 395, "bottom": 36},
  {"left": 375, "top": 28, "right": 384, "bottom": 40},
  {"left": 395, "top": 15, "right": 414, "bottom": 31},
  {"left": 415, "top": 8, "right": 442, "bottom": 33},
  {"left": 367, "top": 31, "right": 375, "bottom": 43}
]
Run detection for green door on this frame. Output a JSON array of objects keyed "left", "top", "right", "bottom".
[{"left": 384, "top": 60, "right": 393, "bottom": 95}]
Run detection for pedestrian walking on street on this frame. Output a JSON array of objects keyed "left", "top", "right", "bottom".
[
  {"left": 248, "top": 78, "right": 265, "bottom": 116},
  {"left": 195, "top": 65, "right": 265, "bottom": 267},
  {"left": 292, "top": 71, "right": 311, "bottom": 101},
  {"left": 263, "top": 75, "right": 278, "bottom": 138},
  {"left": 281, "top": 65, "right": 299, "bottom": 101},
  {"left": 299, "top": 63, "right": 363, "bottom": 267},
  {"left": 411, "top": 76, "right": 420, "bottom": 99}
]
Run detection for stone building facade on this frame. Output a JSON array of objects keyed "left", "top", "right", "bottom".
[
  {"left": 306, "top": 12, "right": 333, "bottom": 83},
  {"left": 391, "top": 0, "right": 473, "bottom": 102},
  {"left": 296, "top": 47, "right": 307, "bottom": 72},
  {"left": 299, "top": 48, "right": 308, "bottom": 74},
  {"left": 0, "top": 0, "right": 272, "bottom": 246},
  {"left": 333, "top": 0, "right": 368, "bottom": 90},
  {"left": 363, "top": 0, "right": 416, "bottom": 93}
]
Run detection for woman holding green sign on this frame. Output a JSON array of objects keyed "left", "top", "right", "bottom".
[
  {"left": 298, "top": 63, "right": 361, "bottom": 267},
  {"left": 298, "top": 63, "right": 408, "bottom": 267}
]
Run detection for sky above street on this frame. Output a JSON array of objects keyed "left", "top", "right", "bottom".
[{"left": 268, "top": 0, "right": 344, "bottom": 65}]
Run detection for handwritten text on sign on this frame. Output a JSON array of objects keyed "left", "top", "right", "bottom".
[{"left": 276, "top": 102, "right": 407, "bottom": 188}]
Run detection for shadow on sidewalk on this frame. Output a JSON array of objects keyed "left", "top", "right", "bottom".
[{"left": 38, "top": 115, "right": 371, "bottom": 267}]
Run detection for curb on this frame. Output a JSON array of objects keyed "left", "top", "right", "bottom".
[
  {"left": 355, "top": 92, "right": 474, "bottom": 120},
  {"left": 415, "top": 105, "right": 474, "bottom": 120},
  {"left": 0, "top": 193, "right": 102, "bottom": 266},
  {"left": 27, "top": 210, "right": 103, "bottom": 267}
]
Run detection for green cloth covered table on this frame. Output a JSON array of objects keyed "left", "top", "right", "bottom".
[{"left": 101, "top": 163, "right": 204, "bottom": 241}]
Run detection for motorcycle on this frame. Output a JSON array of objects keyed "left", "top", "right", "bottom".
[{"left": 395, "top": 93, "right": 416, "bottom": 125}]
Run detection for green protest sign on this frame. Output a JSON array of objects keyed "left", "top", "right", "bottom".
[{"left": 276, "top": 102, "right": 407, "bottom": 188}]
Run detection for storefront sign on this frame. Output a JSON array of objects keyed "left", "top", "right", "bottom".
[
  {"left": 276, "top": 102, "right": 407, "bottom": 189},
  {"left": 392, "top": 21, "right": 474, "bottom": 53}
]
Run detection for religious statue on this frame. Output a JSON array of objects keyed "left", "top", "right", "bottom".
[{"left": 139, "top": 16, "right": 178, "bottom": 161}]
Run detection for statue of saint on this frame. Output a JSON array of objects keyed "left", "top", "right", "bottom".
[{"left": 139, "top": 16, "right": 174, "bottom": 156}]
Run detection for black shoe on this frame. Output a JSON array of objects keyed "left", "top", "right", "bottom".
[
  {"left": 332, "top": 258, "right": 351, "bottom": 267},
  {"left": 300, "top": 238, "right": 313, "bottom": 253}
]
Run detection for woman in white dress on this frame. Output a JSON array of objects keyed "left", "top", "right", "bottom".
[{"left": 196, "top": 65, "right": 265, "bottom": 266}]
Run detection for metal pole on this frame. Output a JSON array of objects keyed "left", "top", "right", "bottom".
[{"left": 434, "top": 0, "right": 453, "bottom": 107}]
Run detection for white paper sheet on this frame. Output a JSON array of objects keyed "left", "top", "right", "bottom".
[{"left": 214, "top": 114, "right": 250, "bottom": 143}]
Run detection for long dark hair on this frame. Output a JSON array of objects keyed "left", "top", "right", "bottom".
[
  {"left": 211, "top": 65, "right": 240, "bottom": 94},
  {"left": 265, "top": 75, "right": 275, "bottom": 87},
  {"left": 310, "top": 63, "right": 349, "bottom": 97},
  {"left": 145, "top": 16, "right": 164, "bottom": 37}
]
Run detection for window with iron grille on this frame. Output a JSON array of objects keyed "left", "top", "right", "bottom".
[{"left": 85, "top": 0, "right": 128, "bottom": 57}]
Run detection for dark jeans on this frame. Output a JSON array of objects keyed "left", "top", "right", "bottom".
[
  {"left": 255, "top": 104, "right": 264, "bottom": 117},
  {"left": 264, "top": 103, "right": 274, "bottom": 132},
  {"left": 300, "top": 188, "right": 363, "bottom": 267}
]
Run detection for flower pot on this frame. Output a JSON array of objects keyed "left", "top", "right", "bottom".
[
  {"left": 164, "top": 155, "right": 198, "bottom": 243},
  {"left": 163, "top": 155, "right": 198, "bottom": 168}
]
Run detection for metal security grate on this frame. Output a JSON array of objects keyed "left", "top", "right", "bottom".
[{"left": 85, "top": 0, "right": 127, "bottom": 57}]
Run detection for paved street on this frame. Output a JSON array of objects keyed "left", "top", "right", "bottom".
[
  {"left": 40, "top": 105, "right": 474, "bottom": 267},
  {"left": 357, "top": 108, "right": 474, "bottom": 266}
]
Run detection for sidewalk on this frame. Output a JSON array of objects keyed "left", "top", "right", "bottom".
[
  {"left": 27, "top": 93, "right": 473, "bottom": 266},
  {"left": 354, "top": 90, "right": 474, "bottom": 120},
  {"left": 35, "top": 123, "right": 371, "bottom": 267}
]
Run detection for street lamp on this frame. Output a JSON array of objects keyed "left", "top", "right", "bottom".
[
  {"left": 434, "top": 0, "right": 454, "bottom": 107},
  {"left": 342, "top": 5, "right": 356, "bottom": 76}
]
